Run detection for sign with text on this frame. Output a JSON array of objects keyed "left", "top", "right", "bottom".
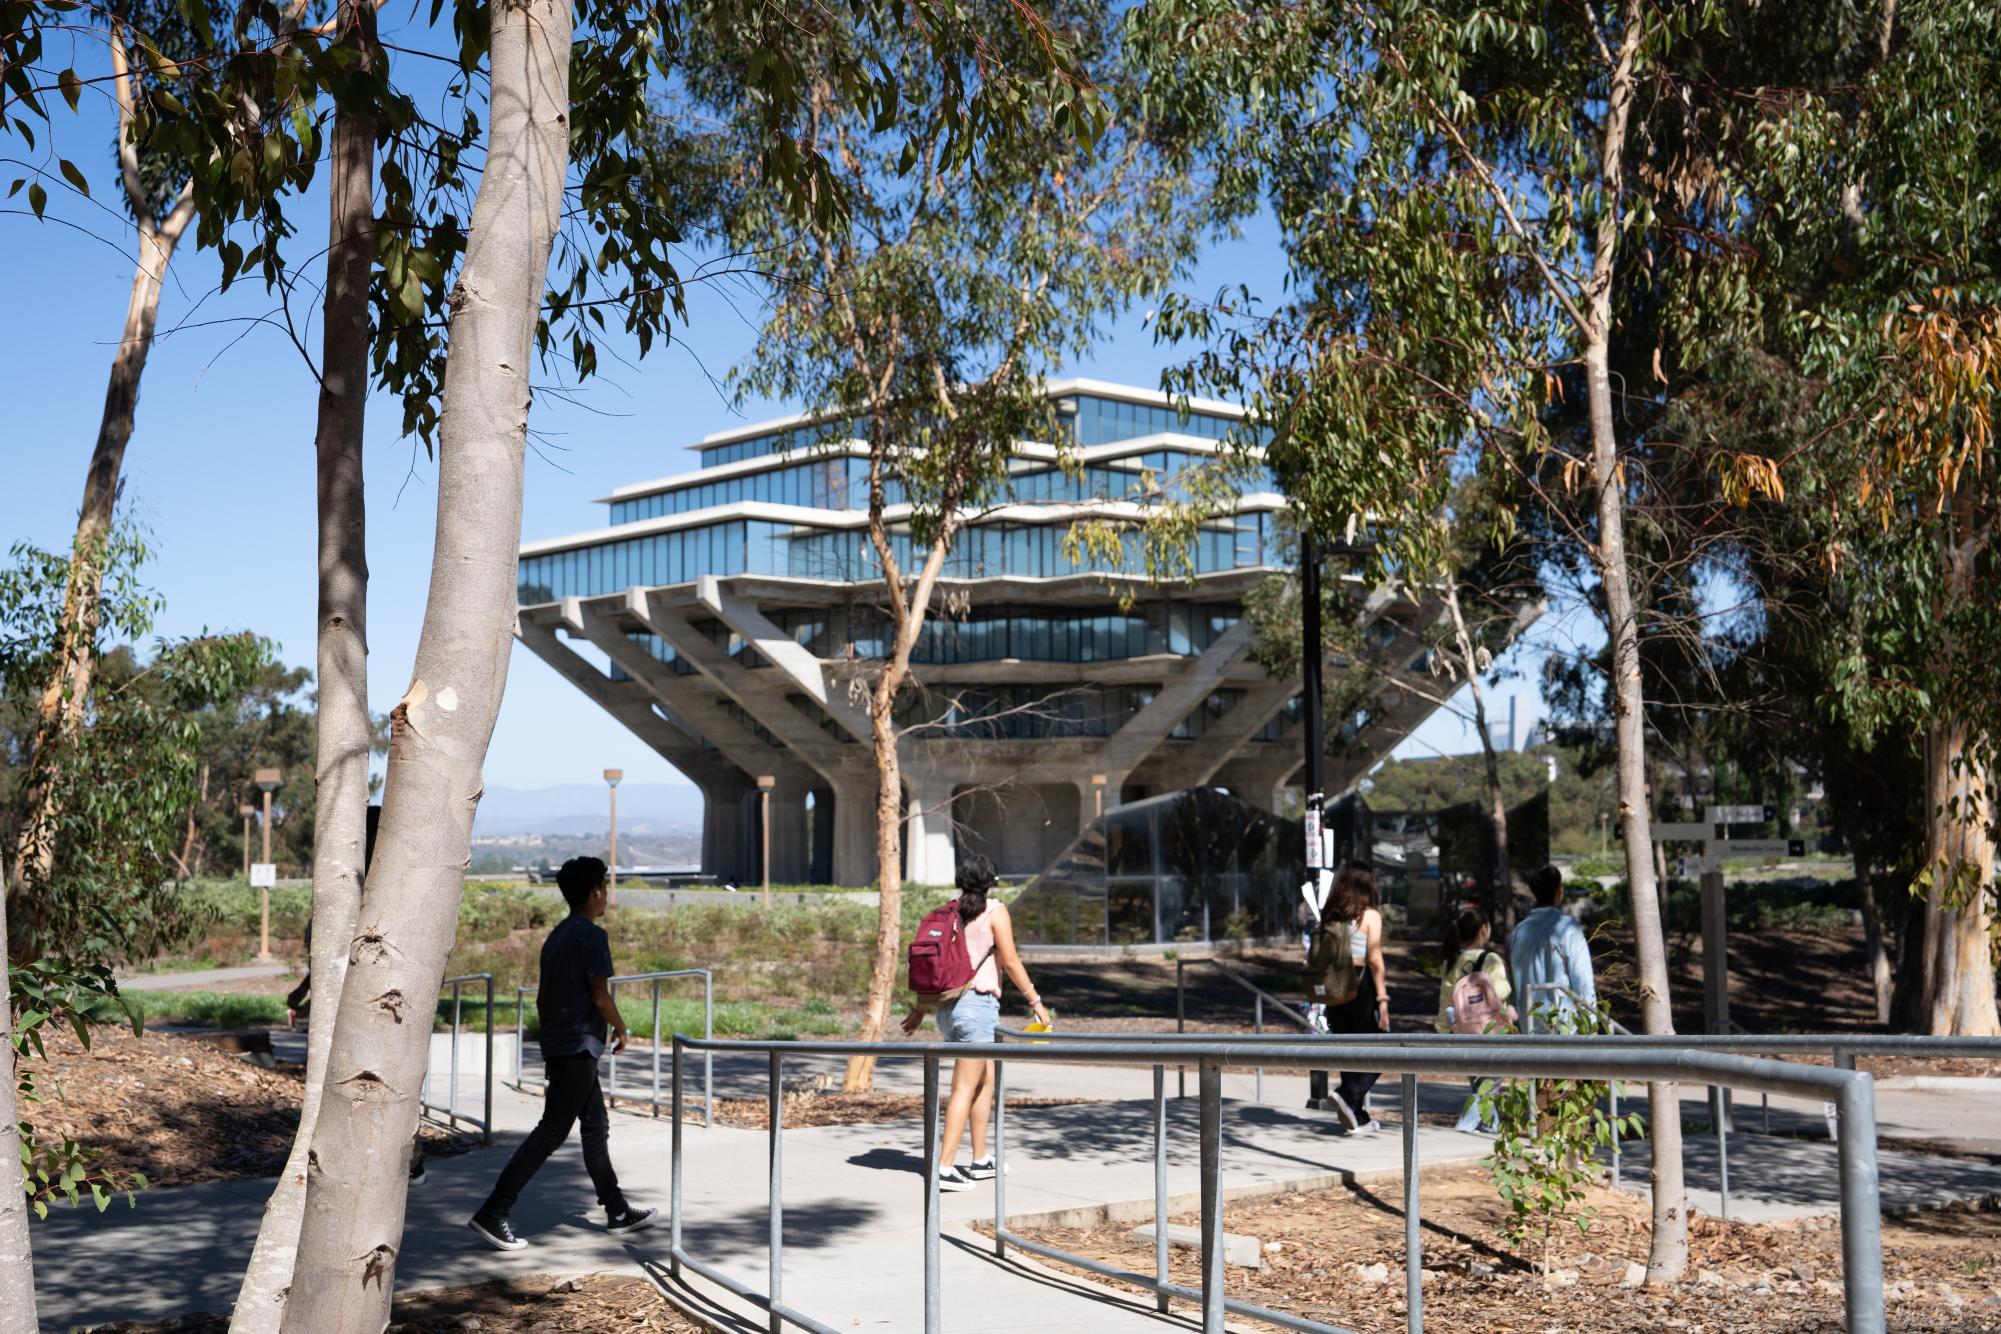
[
  {"left": 250, "top": 862, "right": 277, "bottom": 888},
  {"left": 1706, "top": 804, "right": 1777, "bottom": 824},
  {"left": 1651, "top": 821, "right": 1714, "bottom": 841},
  {"left": 1710, "top": 839, "right": 1806, "bottom": 858},
  {"left": 1677, "top": 855, "right": 1706, "bottom": 878}
]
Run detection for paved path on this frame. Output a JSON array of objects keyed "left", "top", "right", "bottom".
[
  {"left": 115, "top": 963, "right": 294, "bottom": 991},
  {"left": 27, "top": 1050, "right": 2001, "bottom": 1332}
]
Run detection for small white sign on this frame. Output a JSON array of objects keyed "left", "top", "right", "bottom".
[
  {"left": 250, "top": 862, "right": 277, "bottom": 888},
  {"left": 1709, "top": 839, "right": 1792, "bottom": 858},
  {"left": 1676, "top": 855, "right": 1706, "bottom": 878},
  {"left": 1650, "top": 821, "right": 1713, "bottom": 841},
  {"left": 1706, "top": 804, "right": 1771, "bottom": 824}
]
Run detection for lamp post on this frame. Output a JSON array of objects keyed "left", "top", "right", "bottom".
[
  {"left": 253, "top": 768, "right": 283, "bottom": 961},
  {"left": 604, "top": 768, "right": 623, "bottom": 907},
  {"left": 756, "top": 775, "right": 776, "bottom": 908},
  {"left": 239, "top": 804, "right": 255, "bottom": 880}
]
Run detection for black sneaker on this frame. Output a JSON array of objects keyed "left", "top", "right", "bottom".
[
  {"left": 468, "top": 1210, "right": 526, "bottom": 1251},
  {"left": 409, "top": 1159, "right": 427, "bottom": 1187},
  {"left": 937, "top": 1165, "right": 976, "bottom": 1193},
  {"left": 964, "top": 1156, "right": 998, "bottom": 1181},
  {"left": 606, "top": 1205, "right": 657, "bottom": 1236}
]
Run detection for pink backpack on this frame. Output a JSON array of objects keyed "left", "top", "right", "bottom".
[
  {"left": 1449, "top": 951, "right": 1512, "bottom": 1034},
  {"left": 908, "top": 900, "right": 994, "bottom": 1002}
]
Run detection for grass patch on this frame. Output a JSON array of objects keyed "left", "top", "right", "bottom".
[
  {"left": 442, "top": 995, "right": 844, "bottom": 1042},
  {"left": 129, "top": 991, "right": 288, "bottom": 1029}
]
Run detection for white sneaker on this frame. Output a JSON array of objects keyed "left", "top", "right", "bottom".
[
  {"left": 937, "top": 1165, "right": 976, "bottom": 1192},
  {"left": 964, "top": 1156, "right": 1005, "bottom": 1180},
  {"left": 1328, "top": 1094, "right": 1361, "bottom": 1132}
]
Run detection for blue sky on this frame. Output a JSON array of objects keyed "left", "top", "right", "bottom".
[{"left": 3, "top": 67, "right": 1557, "bottom": 794}]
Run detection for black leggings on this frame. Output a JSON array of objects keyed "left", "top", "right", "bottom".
[
  {"left": 481, "top": 1052, "right": 625, "bottom": 1217},
  {"left": 1322, "top": 991, "right": 1382, "bottom": 1116}
]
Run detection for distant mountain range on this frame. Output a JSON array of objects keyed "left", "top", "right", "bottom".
[{"left": 473, "top": 782, "right": 704, "bottom": 837}]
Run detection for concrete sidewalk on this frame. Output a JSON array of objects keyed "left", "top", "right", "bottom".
[
  {"left": 27, "top": 1050, "right": 2001, "bottom": 1332},
  {"left": 115, "top": 963, "right": 294, "bottom": 991}
]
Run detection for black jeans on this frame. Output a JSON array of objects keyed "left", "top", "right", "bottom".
[
  {"left": 481, "top": 1052, "right": 625, "bottom": 1218},
  {"left": 1323, "top": 991, "right": 1382, "bottom": 1118}
]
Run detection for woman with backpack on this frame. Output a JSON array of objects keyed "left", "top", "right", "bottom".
[
  {"left": 900, "top": 856, "right": 1052, "bottom": 1191},
  {"left": 1435, "top": 903, "right": 1516, "bottom": 1134},
  {"left": 1305, "top": 861, "right": 1389, "bottom": 1133}
]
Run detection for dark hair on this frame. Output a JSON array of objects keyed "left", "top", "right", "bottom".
[
  {"left": 1445, "top": 903, "right": 1489, "bottom": 961},
  {"left": 557, "top": 856, "right": 608, "bottom": 911},
  {"left": 1321, "top": 861, "right": 1378, "bottom": 926},
  {"left": 955, "top": 855, "right": 997, "bottom": 920},
  {"left": 1528, "top": 863, "right": 1564, "bottom": 907}
]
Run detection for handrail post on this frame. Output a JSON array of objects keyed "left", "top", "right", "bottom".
[
  {"left": 515, "top": 984, "right": 529, "bottom": 1087},
  {"left": 482, "top": 975, "right": 494, "bottom": 1144},
  {"left": 704, "top": 970, "right": 714, "bottom": 1129},
  {"left": 1198, "top": 1057, "right": 1223, "bottom": 1334},
  {"left": 1176, "top": 957, "right": 1187, "bottom": 1100},
  {"left": 651, "top": 977, "right": 663, "bottom": 1117},
  {"left": 1153, "top": 1063, "right": 1169, "bottom": 1314},
  {"left": 1836, "top": 1071, "right": 1886, "bottom": 1334},
  {"left": 767, "top": 1049, "right": 784, "bottom": 1334},
  {"left": 1610, "top": 1078, "right": 1622, "bottom": 1191},
  {"left": 1712, "top": 1084, "right": 1730, "bottom": 1220},
  {"left": 1403, "top": 1073, "right": 1422, "bottom": 1334},
  {"left": 1254, "top": 992, "right": 1264, "bottom": 1104},
  {"left": 993, "top": 1056, "right": 1007, "bottom": 1258},
  {"left": 449, "top": 980, "right": 463, "bottom": 1130},
  {"left": 607, "top": 977, "right": 620, "bottom": 1096},
  {"left": 670, "top": 1038, "right": 683, "bottom": 1280},
  {"left": 923, "top": 1052, "right": 942, "bottom": 1334}
]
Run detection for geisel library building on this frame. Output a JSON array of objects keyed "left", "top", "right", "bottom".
[{"left": 516, "top": 380, "right": 1495, "bottom": 947}]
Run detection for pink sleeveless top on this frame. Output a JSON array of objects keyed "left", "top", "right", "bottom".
[{"left": 962, "top": 902, "right": 1001, "bottom": 997}]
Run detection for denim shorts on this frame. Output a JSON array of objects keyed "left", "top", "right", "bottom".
[{"left": 939, "top": 991, "right": 1001, "bottom": 1043}]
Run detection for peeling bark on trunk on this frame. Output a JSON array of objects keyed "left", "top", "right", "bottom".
[
  {"left": 233, "top": 7, "right": 377, "bottom": 1325},
  {"left": 0, "top": 884, "right": 37, "bottom": 1333},
  {"left": 8, "top": 186, "right": 193, "bottom": 954},
  {"left": 280, "top": 0, "right": 569, "bottom": 1321},
  {"left": 1914, "top": 720, "right": 2000, "bottom": 1037},
  {"left": 1583, "top": 0, "right": 1686, "bottom": 1284}
]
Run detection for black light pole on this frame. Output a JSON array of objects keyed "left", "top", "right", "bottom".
[{"left": 1300, "top": 530, "right": 1331, "bottom": 1109}]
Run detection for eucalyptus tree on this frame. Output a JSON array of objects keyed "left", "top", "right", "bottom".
[
  {"left": 671, "top": 0, "right": 1215, "bottom": 1092},
  {"left": 1124, "top": 0, "right": 1834, "bottom": 1281},
  {"left": 1739, "top": 0, "right": 2001, "bottom": 1035}
]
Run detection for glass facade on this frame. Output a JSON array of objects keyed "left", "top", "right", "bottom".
[
  {"left": 696, "top": 418, "right": 870, "bottom": 467},
  {"left": 519, "top": 513, "right": 1272, "bottom": 603},
  {"left": 1009, "top": 788, "right": 1305, "bottom": 947},
  {"left": 1063, "top": 395, "right": 1244, "bottom": 447}
]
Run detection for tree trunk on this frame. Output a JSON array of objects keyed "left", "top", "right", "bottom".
[
  {"left": 0, "top": 878, "right": 38, "bottom": 1333},
  {"left": 233, "top": 8, "right": 377, "bottom": 1325},
  {"left": 280, "top": 0, "right": 569, "bottom": 1319},
  {"left": 8, "top": 214, "right": 189, "bottom": 956},
  {"left": 1913, "top": 720, "right": 2000, "bottom": 1037},
  {"left": 842, "top": 672, "right": 907, "bottom": 1093},
  {"left": 1442, "top": 576, "right": 1512, "bottom": 930},
  {"left": 1853, "top": 849, "right": 1892, "bottom": 1027}
]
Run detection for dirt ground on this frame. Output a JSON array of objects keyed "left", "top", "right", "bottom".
[
  {"left": 78, "top": 1273, "right": 697, "bottom": 1333},
  {"left": 1005, "top": 1164, "right": 2001, "bottom": 1332},
  {"left": 25, "top": 1025, "right": 467, "bottom": 1189}
]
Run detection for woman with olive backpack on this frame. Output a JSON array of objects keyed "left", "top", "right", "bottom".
[{"left": 1304, "top": 861, "right": 1389, "bottom": 1133}]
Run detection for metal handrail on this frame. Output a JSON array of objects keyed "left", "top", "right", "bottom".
[
  {"left": 512, "top": 968, "right": 713, "bottom": 1127},
  {"left": 666, "top": 1034, "right": 1888, "bottom": 1334},
  {"left": 1172, "top": 955, "right": 1314, "bottom": 1101},
  {"left": 419, "top": 972, "right": 493, "bottom": 1144}
]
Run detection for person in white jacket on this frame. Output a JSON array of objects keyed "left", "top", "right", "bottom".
[{"left": 1508, "top": 864, "right": 1597, "bottom": 1033}]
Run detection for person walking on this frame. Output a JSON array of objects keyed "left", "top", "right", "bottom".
[
  {"left": 900, "top": 856, "right": 1052, "bottom": 1191},
  {"left": 1436, "top": 902, "right": 1515, "bottom": 1133},
  {"left": 1307, "top": 861, "right": 1389, "bottom": 1133},
  {"left": 1509, "top": 864, "right": 1596, "bottom": 1033},
  {"left": 469, "top": 856, "right": 654, "bottom": 1250}
]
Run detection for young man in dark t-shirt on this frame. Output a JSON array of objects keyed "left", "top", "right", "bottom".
[{"left": 469, "top": 856, "right": 655, "bottom": 1250}]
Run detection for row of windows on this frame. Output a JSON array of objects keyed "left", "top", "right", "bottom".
[
  {"left": 607, "top": 451, "right": 1277, "bottom": 527},
  {"left": 697, "top": 417, "right": 871, "bottom": 466}
]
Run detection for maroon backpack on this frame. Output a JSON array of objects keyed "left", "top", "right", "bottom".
[{"left": 908, "top": 899, "right": 994, "bottom": 1002}]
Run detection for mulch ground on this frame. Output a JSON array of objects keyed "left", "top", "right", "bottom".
[
  {"left": 24, "top": 1025, "right": 469, "bottom": 1189},
  {"left": 78, "top": 1273, "right": 699, "bottom": 1333},
  {"left": 1002, "top": 1164, "right": 2001, "bottom": 1332}
]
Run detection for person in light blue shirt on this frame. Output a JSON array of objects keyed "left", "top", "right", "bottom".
[{"left": 1509, "top": 864, "right": 1597, "bottom": 1033}]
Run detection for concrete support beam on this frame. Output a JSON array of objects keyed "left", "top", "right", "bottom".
[
  {"left": 1146, "top": 677, "right": 1299, "bottom": 793},
  {"left": 831, "top": 785, "right": 876, "bottom": 888},
  {"left": 904, "top": 769, "right": 958, "bottom": 887},
  {"left": 1091, "top": 619, "right": 1253, "bottom": 794},
  {"left": 695, "top": 575, "right": 872, "bottom": 740}
]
